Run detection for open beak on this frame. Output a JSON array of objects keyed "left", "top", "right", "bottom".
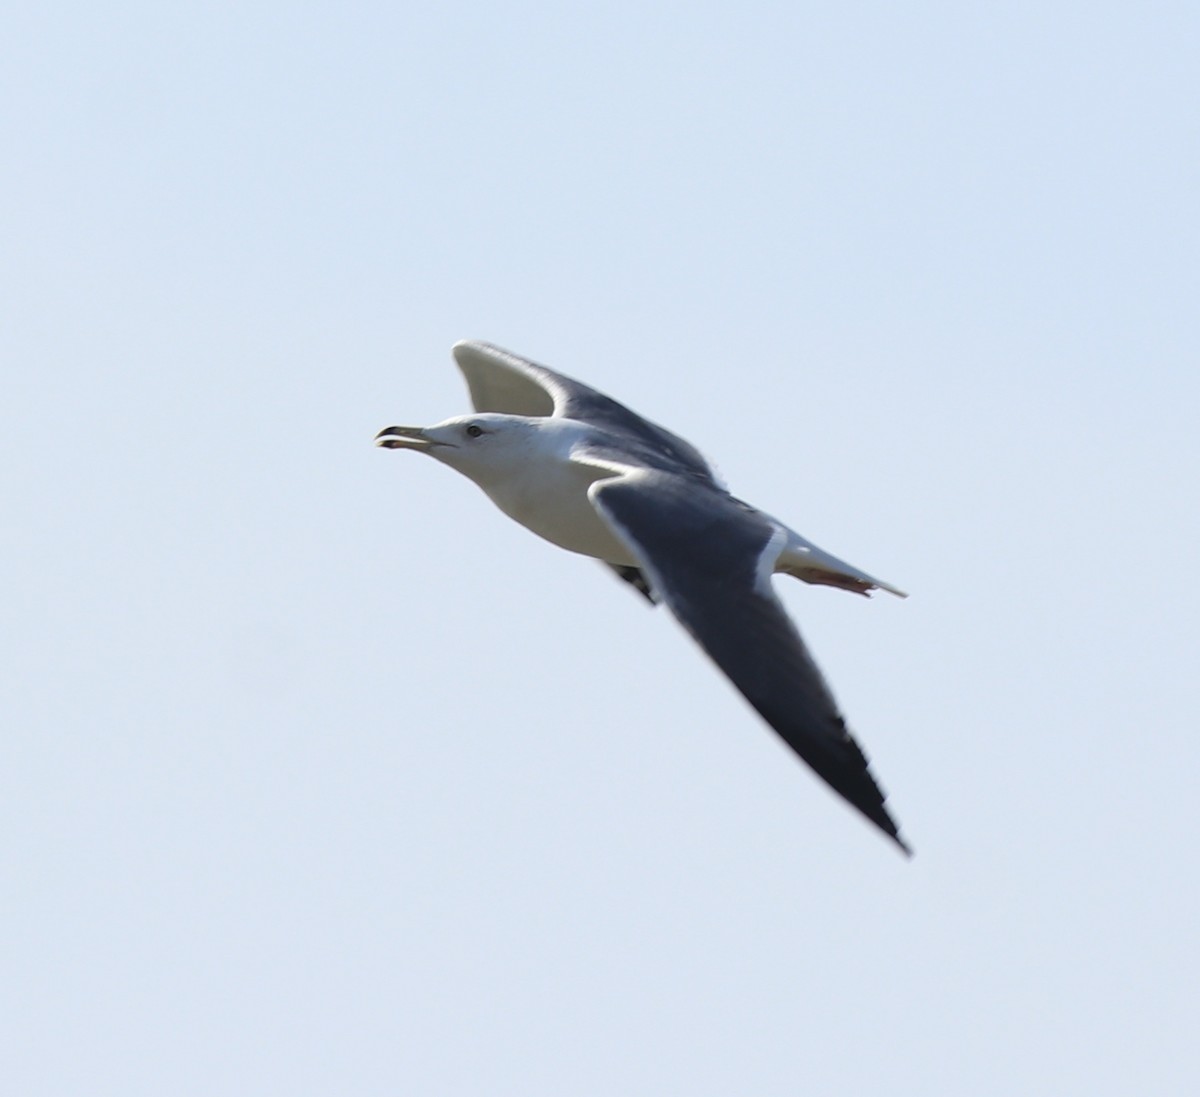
[{"left": 375, "top": 425, "right": 440, "bottom": 451}]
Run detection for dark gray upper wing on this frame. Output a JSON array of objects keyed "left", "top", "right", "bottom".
[
  {"left": 452, "top": 341, "right": 715, "bottom": 479},
  {"left": 589, "top": 471, "right": 910, "bottom": 854}
]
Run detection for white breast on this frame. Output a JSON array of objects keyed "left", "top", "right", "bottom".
[{"left": 480, "top": 458, "right": 638, "bottom": 567}]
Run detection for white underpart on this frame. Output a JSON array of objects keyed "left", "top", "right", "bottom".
[
  {"left": 488, "top": 445, "right": 903, "bottom": 596},
  {"left": 469, "top": 447, "right": 640, "bottom": 567}
]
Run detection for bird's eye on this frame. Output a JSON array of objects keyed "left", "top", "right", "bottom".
[{"left": 465, "top": 424, "right": 485, "bottom": 438}]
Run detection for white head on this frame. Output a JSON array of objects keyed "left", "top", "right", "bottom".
[{"left": 375, "top": 413, "right": 548, "bottom": 489}]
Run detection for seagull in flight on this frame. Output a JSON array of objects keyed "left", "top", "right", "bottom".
[{"left": 376, "top": 341, "right": 911, "bottom": 853}]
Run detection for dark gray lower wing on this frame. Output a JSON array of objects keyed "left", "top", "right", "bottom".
[
  {"left": 606, "top": 563, "right": 658, "bottom": 604},
  {"left": 590, "top": 472, "right": 910, "bottom": 854}
]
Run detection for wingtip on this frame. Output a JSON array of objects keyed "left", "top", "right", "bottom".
[
  {"left": 451, "top": 338, "right": 488, "bottom": 363},
  {"left": 452, "top": 338, "right": 514, "bottom": 366}
]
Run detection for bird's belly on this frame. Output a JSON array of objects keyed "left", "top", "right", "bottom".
[{"left": 483, "top": 468, "right": 638, "bottom": 566}]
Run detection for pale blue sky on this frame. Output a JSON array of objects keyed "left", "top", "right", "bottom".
[{"left": 4, "top": 3, "right": 1198, "bottom": 1094}]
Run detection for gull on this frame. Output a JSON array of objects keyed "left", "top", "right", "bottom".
[{"left": 376, "top": 341, "right": 911, "bottom": 854}]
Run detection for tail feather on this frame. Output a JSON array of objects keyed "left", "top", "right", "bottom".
[{"left": 776, "top": 531, "right": 907, "bottom": 598}]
